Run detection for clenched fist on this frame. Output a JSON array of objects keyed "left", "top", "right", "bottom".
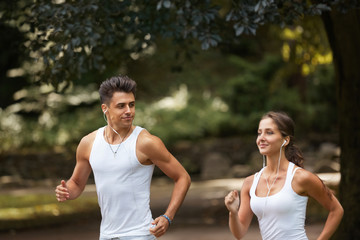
[
  {"left": 225, "top": 190, "right": 240, "bottom": 214},
  {"left": 55, "top": 180, "right": 70, "bottom": 202}
]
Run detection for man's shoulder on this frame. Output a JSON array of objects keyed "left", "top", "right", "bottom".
[
  {"left": 79, "top": 128, "right": 100, "bottom": 146},
  {"left": 76, "top": 128, "right": 100, "bottom": 158},
  {"left": 137, "top": 129, "right": 164, "bottom": 150}
]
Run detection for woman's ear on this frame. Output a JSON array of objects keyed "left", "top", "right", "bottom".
[{"left": 284, "top": 137, "right": 290, "bottom": 146}]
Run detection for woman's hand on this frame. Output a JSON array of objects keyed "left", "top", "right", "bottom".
[{"left": 225, "top": 190, "right": 240, "bottom": 214}]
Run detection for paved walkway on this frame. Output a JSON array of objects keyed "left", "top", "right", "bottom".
[
  {"left": 0, "top": 174, "right": 337, "bottom": 240},
  {"left": 0, "top": 219, "right": 324, "bottom": 240}
]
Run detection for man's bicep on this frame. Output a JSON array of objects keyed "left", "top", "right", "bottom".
[
  {"left": 70, "top": 158, "right": 92, "bottom": 186},
  {"left": 137, "top": 130, "right": 188, "bottom": 180},
  {"left": 156, "top": 153, "right": 187, "bottom": 180},
  {"left": 69, "top": 137, "right": 93, "bottom": 189},
  {"left": 145, "top": 136, "right": 186, "bottom": 180}
]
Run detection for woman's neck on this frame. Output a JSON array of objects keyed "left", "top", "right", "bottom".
[{"left": 265, "top": 154, "right": 288, "bottom": 174}]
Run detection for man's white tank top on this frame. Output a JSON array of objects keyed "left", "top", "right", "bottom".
[
  {"left": 89, "top": 126, "right": 155, "bottom": 239},
  {"left": 250, "top": 162, "right": 309, "bottom": 240}
]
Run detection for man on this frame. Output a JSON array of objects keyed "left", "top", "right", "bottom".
[{"left": 55, "top": 75, "right": 191, "bottom": 240}]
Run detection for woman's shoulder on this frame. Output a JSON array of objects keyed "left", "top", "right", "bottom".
[
  {"left": 292, "top": 167, "right": 324, "bottom": 195},
  {"left": 242, "top": 174, "right": 255, "bottom": 190},
  {"left": 293, "top": 167, "right": 316, "bottom": 184}
]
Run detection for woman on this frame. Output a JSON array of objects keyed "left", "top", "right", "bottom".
[{"left": 224, "top": 111, "right": 343, "bottom": 240}]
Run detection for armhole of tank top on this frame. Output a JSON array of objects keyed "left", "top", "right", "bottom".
[
  {"left": 255, "top": 167, "right": 265, "bottom": 180},
  {"left": 287, "top": 163, "right": 297, "bottom": 182},
  {"left": 133, "top": 127, "right": 151, "bottom": 166},
  {"left": 292, "top": 166, "right": 301, "bottom": 176},
  {"left": 251, "top": 170, "right": 262, "bottom": 195},
  {"left": 133, "top": 127, "right": 140, "bottom": 159},
  {"left": 89, "top": 128, "right": 103, "bottom": 164},
  {"left": 289, "top": 165, "right": 308, "bottom": 197}
]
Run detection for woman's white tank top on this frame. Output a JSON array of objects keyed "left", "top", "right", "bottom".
[
  {"left": 89, "top": 126, "right": 155, "bottom": 239},
  {"left": 250, "top": 162, "right": 309, "bottom": 240}
]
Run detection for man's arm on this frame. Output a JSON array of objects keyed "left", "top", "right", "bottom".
[
  {"left": 55, "top": 132, "right": 95, "bottom": 201},
  {"left": 137, "top": 130, "right": 191, "bottom": 237}
]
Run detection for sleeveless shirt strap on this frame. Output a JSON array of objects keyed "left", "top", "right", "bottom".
[
  {"left": 292, "top": 166, "right": 302, "bottom": 176},
  {"left": 255, "top": 167, "right": 265, "bottom": 178}
]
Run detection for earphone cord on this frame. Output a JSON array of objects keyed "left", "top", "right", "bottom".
[
  {"left": 262, "top": 145, "right": 282, "bottom": 219},
  {"left": 103, "top": 112, "right": 122, "bottom": 138}
]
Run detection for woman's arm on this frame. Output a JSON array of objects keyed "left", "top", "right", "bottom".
[
  {"left": 225, "top": 176, "right": 254, "bottom": 239},
  {"left": 293, "top": 169, "right": 344, "bottom": 240}
]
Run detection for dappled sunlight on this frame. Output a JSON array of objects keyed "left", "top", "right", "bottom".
[
  {"left": 39, "top": 111, "right": 56, "bottom": 128},
  {"left": 0, "top": 203, "right": 61, "bottom": 220},
  {"left": 282, "top": 26, "right": 304, "bottom": 40},
  {"left": 56, "top": 129, "right": 70, "bottom": 145},
  {"left": 0, "top": 194, "right": 99, "bottom": 230},
  {"left": 135, "top": 84, "right": 190, "bottom": 129},
  {"left": 280, "top": 24, "right": 333, "bottom": 76},
  {"left": 318, "top": 172, "right": 340, "bottom": 186},
  {"left": 6, "top": 68, "right": 25, "bottom": 78},
  {"left": 211, "top": 97, "right": 228, "bottom": 112},
  {"left": 0, "top": 111, "right": 23, "bottom": 133},
  {"left": 152, "top": 84, "right": 189, "bottom": 111}
]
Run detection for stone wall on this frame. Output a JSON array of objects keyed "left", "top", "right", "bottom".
[
  {"left": 170, "top": 138, "right": 340, "bottom": 180},
  {"left": 0, "top": 137, "right": 340, "bottom": 188},
  {"left": 0, "top": 152, "right": 79, "bottom": 188}
]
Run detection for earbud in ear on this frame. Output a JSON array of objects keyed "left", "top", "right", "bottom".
[
  {"left": 103, "top": 109, "right": 108, "bottom": 123},
  {"left": 281, "top": 140, "right": 287, "bottom": 147}
]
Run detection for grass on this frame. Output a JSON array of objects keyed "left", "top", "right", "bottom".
[{"left": 0, "top": 193, "right": 99, "bottom": 231}]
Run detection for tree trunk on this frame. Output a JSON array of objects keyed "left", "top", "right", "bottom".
[{"left": 322, "top": 8, "right": 360, "bottom": 239}]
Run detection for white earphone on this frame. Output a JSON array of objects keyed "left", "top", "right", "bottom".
[
  {"left": 103, "top": 109, "right": 108, "bottom": 123},
  {"left": 281, "top": 139, "right": 287, "bottom": 147}
]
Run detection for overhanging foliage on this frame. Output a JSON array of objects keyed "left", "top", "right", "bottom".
[{"left": 2, "top": 0, "right": 358, "bottom": 89}]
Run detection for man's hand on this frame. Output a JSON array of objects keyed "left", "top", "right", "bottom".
[
  {"left": 149, "top": 215, "right": 171, "bottom": 238},
  {"left": 55, "top": 180, "right": 70, "bottom": 202}
]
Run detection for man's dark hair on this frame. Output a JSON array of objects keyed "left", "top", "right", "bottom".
[{"left": 99, "top": 75, "right": 137, "bottom": 105}]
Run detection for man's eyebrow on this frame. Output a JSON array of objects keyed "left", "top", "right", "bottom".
[{"left": 115, "top": 101, "right": 135, "bottom": 106}]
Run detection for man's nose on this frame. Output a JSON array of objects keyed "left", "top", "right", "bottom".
[{"left": 125, "top": 105, "right": 131, "bottom": 113}]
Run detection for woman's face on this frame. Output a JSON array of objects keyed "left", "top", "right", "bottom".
[{"left": 256, "top": 117, "right": 284, "bottom": 156}]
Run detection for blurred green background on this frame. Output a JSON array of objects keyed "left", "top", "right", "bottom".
[{"left": 0, "top": 1, "right": 348, "bottom": 237}]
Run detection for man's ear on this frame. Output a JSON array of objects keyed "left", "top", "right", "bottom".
[{"left": 101, "top": 104, "right": 108, "bottom": 113}]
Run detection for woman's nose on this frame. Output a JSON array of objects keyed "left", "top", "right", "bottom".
[{"left": 257, "top": 133, "right": 265, "bottom": 141}]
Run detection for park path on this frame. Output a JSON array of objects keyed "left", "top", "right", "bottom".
[
  {"left": 0, "top": 218, "right": 324, "bottom": 240},
  {"left": 0, "top": 176, "right": 335, "bottom": 240}
]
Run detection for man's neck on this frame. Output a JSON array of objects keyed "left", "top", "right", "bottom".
[{"left": 105, "top": 125, "right": 133, "bottom": 144}]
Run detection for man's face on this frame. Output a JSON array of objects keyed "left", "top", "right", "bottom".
[{"left": 104, "top": 91, "right": 135, "bottom": 128}]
